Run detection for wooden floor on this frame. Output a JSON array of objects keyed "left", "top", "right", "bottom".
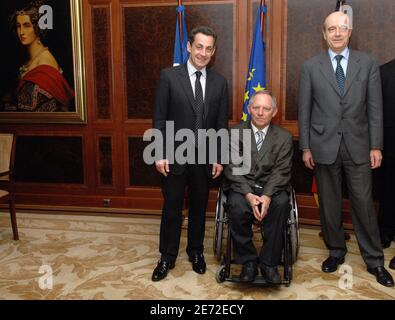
[{"left": 0, "top": 211, "right": 394, "bottom": 300}]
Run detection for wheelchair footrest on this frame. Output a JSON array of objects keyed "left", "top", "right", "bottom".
[{"left": 225, "top": 275, "right": 285, "bottom": 286}]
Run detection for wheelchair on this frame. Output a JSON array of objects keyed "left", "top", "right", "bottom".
[{"left": 213, "top": 187, "right": 300, "bottom": 287}]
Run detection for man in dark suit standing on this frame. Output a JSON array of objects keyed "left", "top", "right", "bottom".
[
  {"left": 379, "top": 58, "right": 395, "bottom": 270},
  {"left": 298, "top": 11, "right": 394, "bottom": 287},
  {"left": 224, "top": 91, "right": 293, "bottom": 284},
  {"left": 151, "top": 26, "right": 229, "bottom": 281}
]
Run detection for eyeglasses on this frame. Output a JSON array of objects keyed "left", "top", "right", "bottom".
[{"left": 327, "top": 25, "right": 349, "bottom": 34}]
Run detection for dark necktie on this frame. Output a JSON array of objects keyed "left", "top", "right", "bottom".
[
  {"left": 335, "top": 55, "right": 345, "bottom": 96},
  {"left": 194, "top": 71, "right": 204, "bottom": 145}
]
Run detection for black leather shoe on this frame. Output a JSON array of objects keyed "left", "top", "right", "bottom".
[
  {"left": 260, "top": 264, "right": 281, "bottom": 284},
  {"left": 151, "top": 260, "right": 175, "bottom": 282},
  {"left": 189, "top": 253, "right": 206, "bottom": 274},
  {"left": 381, "top": 241, "right": 391, "bottom": 249},
  {"left": 239, "top": 261, "right": 258, "bottom": 282},
  {"left": 321, "top": 256, "right": 345, "bottom": 273},
  {"left": 389, "top": 257, "right": 395, "bottom": 270},
  {"left": 380, "top": 233, "right": 393, "bottom": 249},
  {"left": 367, "top": 266, "right": 394, "bottom": 287}
]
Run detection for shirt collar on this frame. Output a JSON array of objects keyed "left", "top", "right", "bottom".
[
  {"left": 187, "top": 60, "right": 207, "bottom": 78},
  {"left": 251, "top": 122, "right": 269, "bottom": 137},
  {"left": 328, "top": 47, "right": 350, "bottom": 62}
]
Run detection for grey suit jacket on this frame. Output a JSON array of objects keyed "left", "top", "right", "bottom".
[
  {"left": 224, "top": 121, "right": 293, "bottom": 197},
  {"left": 298, "top": 50, "right": 383, "bottom": 165}
]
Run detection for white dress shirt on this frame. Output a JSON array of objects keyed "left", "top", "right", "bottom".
[
  {"left": 328, "top": 47, "right": 350, "bottom": 76},
  {"left": 251, "top": 122, "right": 269, "bottom": 146}
]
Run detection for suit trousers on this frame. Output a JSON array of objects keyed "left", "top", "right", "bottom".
[
  {"left": 315, "top": 139, "right": 384, "bottom": 268},
  {"left": 227, "top": 190, "right": 290, "bottom": 266},
  {"left": 159, "top": 163, "right": 210, "bottom": 264}
]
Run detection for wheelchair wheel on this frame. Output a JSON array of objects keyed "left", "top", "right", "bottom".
[
  {"left": 289, "top": 189, "right": 300, "bottom": 263},
  {"left": 216, "top": 265, "right": 227, "bottom": 283},
  {"left": 213, "top": 189, "right": 227, "bottom": 261}
]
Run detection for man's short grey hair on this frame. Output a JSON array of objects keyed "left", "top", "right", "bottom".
[{"left": 247, "top": 90, "right": 277, "bottom": 110}]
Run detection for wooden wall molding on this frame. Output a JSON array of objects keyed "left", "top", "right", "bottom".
[{"left": 3, "top": 192, "right": 357, "bottom": 227}]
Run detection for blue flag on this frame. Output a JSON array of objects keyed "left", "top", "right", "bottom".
[
  {"left": 242, "top": 4, "right": 267, "bottom": 121},
  {"left": 173, "top": 5, "right": 189, "bottom": 66}
]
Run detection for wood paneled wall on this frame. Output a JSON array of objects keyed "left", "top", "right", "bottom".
[{"left": 0, "top": 0, "right": 394, "bottom": 224}]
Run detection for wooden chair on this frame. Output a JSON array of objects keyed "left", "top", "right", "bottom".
[{"left": 0, "top": 133, "right": 18, "bottom": 240}]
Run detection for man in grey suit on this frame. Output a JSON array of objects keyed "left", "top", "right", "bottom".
[
  {"left": 298, "top": 11, "right": 394, "bottom": 287},
  {"left": 224, "top": 91, "right": 293, "bottom": 284}
]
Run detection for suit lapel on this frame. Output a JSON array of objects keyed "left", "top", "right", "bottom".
[
  {"left": 246, "top": 122, "right": 258, "bottom": 157},
  {"left": 319, "top": 52, "right": 342, "bottom": 97},
  {"left": 343, "top": 50, "right": 361, "bottom": 97},
  {"left": 176, "top": 65, "right": 196, "bottom": 113},
  {"left": 204, "top": 70, "right": 213, "bottom": 120},
  {"left": 256, "top": 124, "right": 275, "bottom": 163},
  {"left": 241, "top": 122, "right": 257, "bottom": 170}
]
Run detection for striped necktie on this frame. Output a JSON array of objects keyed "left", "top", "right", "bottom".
[
  {"left": 256, "top": 130, "right": 264, "bottom": 151},
  {"left": 335, "top": 55, "right": 345, "bottom": 96}
]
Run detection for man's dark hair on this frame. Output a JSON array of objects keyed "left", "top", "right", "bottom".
[{"left": 188, "top": 26, "right": 217, "bottom": 47}]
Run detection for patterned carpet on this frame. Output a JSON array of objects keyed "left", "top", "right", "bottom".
[{"left": 0, "top": 211, "right": 394, "bottom": 300}]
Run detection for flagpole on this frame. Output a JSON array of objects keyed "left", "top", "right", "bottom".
[
  {"left": 178, "top": 0, "right": 183, "bottom": 43},
  {"left": 336, "top": 0, "right": 345, "bottom": 11},
  {"left": 260, "top": 0, "right": 265, "bottom": 35},
  {"left": 340, "top": 0, "right": 344, "bottom": 11}
]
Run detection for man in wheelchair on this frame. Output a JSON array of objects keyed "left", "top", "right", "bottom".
[{"left": 223, "top": 90, "right": 293, "bottom": 284}]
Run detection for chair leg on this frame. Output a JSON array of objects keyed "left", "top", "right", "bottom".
[{"left": 9, "top": 195, "right": 19, "bottom": 240}]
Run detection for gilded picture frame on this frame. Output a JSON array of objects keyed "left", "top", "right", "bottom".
[{"left": 0, "top": 0, "right": 86, "bottom": 124}]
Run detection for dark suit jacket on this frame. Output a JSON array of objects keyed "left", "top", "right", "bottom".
[
  {"left": 298, "top": 50, "right": 383, "bottom": 165},
  {"left": 380, "top": 59, "right": 395, "bottom": 157},
  {"left": 224, "top": 121, "right": 293, "bottom": 197},
  {"left": 153, "top": 64, "right": 229, "bottom": 175}
]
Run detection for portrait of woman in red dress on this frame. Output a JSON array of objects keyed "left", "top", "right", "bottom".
[
  {"left": 1, "top": 0, "right": 76, "bottom": 114},
  {"left": 14, "top": 1, "right": 74, "bottom": 112}
]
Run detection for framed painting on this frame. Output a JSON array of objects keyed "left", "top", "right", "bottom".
[{"left": 0, "top": 0, "right": 86, "bottom": 124}]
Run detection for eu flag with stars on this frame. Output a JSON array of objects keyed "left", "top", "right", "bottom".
[
  {"left": 173, "top": 5, "right": 189, "bottom": 66},
  {"left": 242, "top": 4, "right": 267, "bottom": 121}
]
